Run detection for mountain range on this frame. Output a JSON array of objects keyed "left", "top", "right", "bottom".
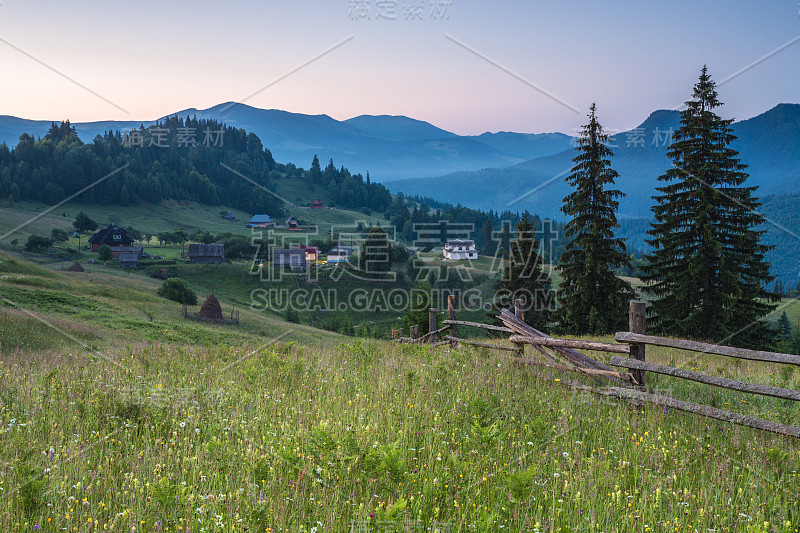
[
  {"left": 0, "top": 103, "right": 573, "bottom": 182},
  {"left": 1, "top": 101, "right": 798, "bottom": 283},
  {"left": 387, "top": 103, "right": 800, "bottom": 219}
]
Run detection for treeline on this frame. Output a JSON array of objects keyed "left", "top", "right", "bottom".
[
  {"left": 0, "top": 118, "right": 392, "bottom": 216},
  {"left": 304, "top": 155, "right": 392, "bottom": 212}
]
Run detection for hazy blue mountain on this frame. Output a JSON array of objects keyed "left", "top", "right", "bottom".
[
  {"left": 343, "top": 114, "right": 457, "bottom": 141},
  {"left": 1, "top": 103, "right": 574, "bottom": 182},
  {"left": 387, "top": 104, "right": 800, "bottom": 219},
  {"left": 0, "top": 116, "right": 53, "bottom": 144},
  {"left": 467, "top": 131, "right": 573, "bottom": 160},
  {"left": 0, "top": 117, "right": 154, "bottom": 146}
]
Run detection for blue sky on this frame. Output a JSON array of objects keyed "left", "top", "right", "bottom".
[{"left": 0, "top": 0, "right": 798, "bottom": 134}]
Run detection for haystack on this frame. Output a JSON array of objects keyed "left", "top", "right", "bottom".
[
  {"left": 67, "top": 262, "right": 85, "bottom": 272},
  {"left": 198, "top": 294, "right": 223, "bottom": 320}
]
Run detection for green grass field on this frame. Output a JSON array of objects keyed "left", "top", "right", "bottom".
[
  {"left": 0, "top": 200, "right": 388, "bottom": 251},
  {"left": 1, "top": 335, "right": 799, "bottom": 531},
  {"left": 1, "top": 252, "right": 800, "bottom": 531}
]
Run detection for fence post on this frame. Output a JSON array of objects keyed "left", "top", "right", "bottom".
[
  {"left": 391, "top": 329, "right": 398, "bottom": 340},
  {"left": 629, "top": 301, "right": 647, "bottom": 388},
  {"left": 429, "top": 308, "right": 438, "bottom": 343},
  {"left": 448, "top": 295, "right": 458, "bottom": 347},
  {"left": 410, "top": 325, "right": 419, "bottom": 341},
  {"left": 513, "top": 299, "right": 525, "bottom": 359},
  {"left": 514, "top": 298, "right": 525, "bottom": 323}
]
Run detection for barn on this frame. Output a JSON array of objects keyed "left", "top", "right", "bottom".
[
  {"left": 188, "top": 244, "right": 226, "bottom": 264},
  {"left": 247, "top": 215, "right": 275, "bottom": 228},
  {"left": 89, "top": 224, "right": 133, "bottom": 251},
  {"left": 273, "top": 248, "right": 306, "bottom": 271}
]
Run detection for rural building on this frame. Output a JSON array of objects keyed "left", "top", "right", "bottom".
[
  {"left": 285, "top": 216, "right": 302, "bottom": 231},
  {"left": 310, "top": 199, "right": 324, "bottom": 208},
  {"left": 222, "top": 211, "right": 236, "bottom": 221},
  {"left": 89, "top": 224, "right": 133, "bottom": 251},
  {"left": 443, "top": 239, "right": 478, "bottom": 260},
  {"left": 273, "top": 248, "right": 307, "bottom": 271},
  {"left": 118, "top": 252, "right": 139, "bottom": 268},
  {"left": 247, "top": 215, "right": 275, "bottom": 228},
  {"left": 110, "top": 245, "right": 143, "bottom": 259},
  {"left": 300, "top": 245, "right": 318, "bottom": 261},
  {"left": 326, "top": 245, "right": 354, "bottom": 263},
  {"left": 188, "top": 243, "right": 226, "bottom": 264}
]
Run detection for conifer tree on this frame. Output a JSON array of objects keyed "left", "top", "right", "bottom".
[
  {"left": 557, "top": 104, "right": 634, "bottom": 334},
  {"left": 643, "top": 66, "right": 775, "bottom": 348},
  {"left": 494, "top": 211, "right": 553, "bottom": 330},
  {"left": 483, "top": 217, "right": 496, "bottom": 257}
]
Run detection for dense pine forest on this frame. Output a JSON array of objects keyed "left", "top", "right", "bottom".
[{"left": 0, "top": 116, "right": 393, "bottom": 216}]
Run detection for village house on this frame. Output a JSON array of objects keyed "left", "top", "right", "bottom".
[
  {"left": 326, "top": 245, "right": 354, "bottom": 264},
  {"left": 299, "top": 245, "right": 319, "bottom": 261},
  {"left": 285, "top": 216, "right": 302, "bottom": 231},
  {"left": 246, "top": 215, "right": 275, "bottom": 228},
  {"left": 110, "top": 245, "right": 143, "bottom": 259},
  {"left": 273, "top": 248, "right": 306, "bottom": 271},
  {"left": 188, "top": 243, "right": 226, "bottom": 264},
  {"left": 310, "top": 199, "right": 324, "bottom": 209},
  {"left": 222, "top": 211, "right": 236, "bottom": 221},
  {"left": 118, "top": 252, "right": 140, "bottom": 268},
  {"left": 443, "top": 239, "right": 478, "bottom": 260},
  {"left": 88, "top": 224, "right": 133, "bottom": 251}
]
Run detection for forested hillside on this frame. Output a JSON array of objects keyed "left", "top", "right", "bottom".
[{"left": 0, "top": 117, "right": 393, "bottom": 216}]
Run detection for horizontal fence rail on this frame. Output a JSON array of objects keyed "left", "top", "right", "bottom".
[
  {"left": 509, "top": 335, "right": 632, "bottom": 355},
  {"left": 615, "top": 332, "right": 800, "bottom": 366},
  {"left": 577, "top": 385, "right": 800, "bottom": 439},
  {"left": 610, "top": 356, "right": 800, "bottom": 402},
  {"left": 391, "top": 297, "right": 800, "bottom": 438}
]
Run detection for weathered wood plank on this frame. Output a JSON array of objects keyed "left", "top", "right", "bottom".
[
  {"left": 509, "top": 335, "right": 631, "bottom": 354},
  {"left": 443, "top": 336, "right": 518, "bottom": 352},
  {"left": 609, "top": 356, "right": 800, "bottom": 402},
  {"left": 522, "top": 359, "right": 637, "bottom": 383},
  {"left": 429, "top": 308, "right": 438, "bottom": 343},
  {"left": 442, "top": 320, "right": 514, "bottom": 333},
  {"left": 614, "top": 332, "right": 800, "bottom": 366},
  {"left": 628, "top": 301, "right": 647, "bottom": 386},
  {"left": 417, "top": 325, "right": 449, "bottom": 342},
  {"left": 498, "top": 308, "right": 625, "bottom": 385},
  {"left": 590, "top": 385, "right": 800, "bottom": 438}
]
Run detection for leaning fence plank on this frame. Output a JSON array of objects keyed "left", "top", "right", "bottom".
[
  {"left": 521, "top": 359, "right": 637, "bottom": 383},
  {"left": 417, "top": 325, "right": 450, "bottom": 342},
  {"left": 509, "top": 336, "right": 631, "bottom": 354},
  {"left": 610, "top": 356, "right": 800, "bottom": 402},
  {"left": 442, "top": 320, "right": 514, "bottom": 333},
  {"left": 586, "top": 386, "right": 800, "bottom": 438},
  {"left": 443, "top": 336, "right": 518, "bottom": 352},
  {"left": 615, "top": 332, "right": 800, "bottom": 366}
]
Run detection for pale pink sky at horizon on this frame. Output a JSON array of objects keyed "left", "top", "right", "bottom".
[{"left": 1, "top": 0, "right": 798, "bottom": 135}]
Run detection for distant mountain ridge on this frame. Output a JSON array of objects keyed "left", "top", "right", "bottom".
[
  {"left": 0, "top": 103, "right": 574, "bottom": 182},
  {"left": 387, "top": 103, "right": 800, "bottom": 219}
]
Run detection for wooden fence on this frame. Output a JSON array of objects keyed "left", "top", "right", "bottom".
[{"left": 392, "top": 298, "right": 800, "bottom": 438}]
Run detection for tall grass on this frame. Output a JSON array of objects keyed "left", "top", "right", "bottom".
[{"left": 1, "top": 340, "right": 798, "bottom": 532}]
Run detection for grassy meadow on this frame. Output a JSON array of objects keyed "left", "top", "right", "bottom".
[
  {"left": 1, "top": 335, "right": 800, "bottom": 532},
  {"left": 2, "top": 210, "right": 800, "bottom": 531}
]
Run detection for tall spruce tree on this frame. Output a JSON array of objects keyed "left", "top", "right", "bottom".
[
  {"left": 557, "top": 104, "right": 634, "bottom": 334},
  {"left": 494, "top": 211, "right": 553, "bottom": 330},
  {"left": 643, "top": 66, "right": 775, "bottom": 349}
]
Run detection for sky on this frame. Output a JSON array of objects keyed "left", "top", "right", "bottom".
[{"left": 0, "top": 0, "right": 798, "bottom": 135}]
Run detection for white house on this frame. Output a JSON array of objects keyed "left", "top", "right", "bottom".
[
  {"left": 326, "top": 245, "right": 354, "bottom": 264},
  {"left": 443, "top": 239, "right": 477, "bottom": 260}
]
